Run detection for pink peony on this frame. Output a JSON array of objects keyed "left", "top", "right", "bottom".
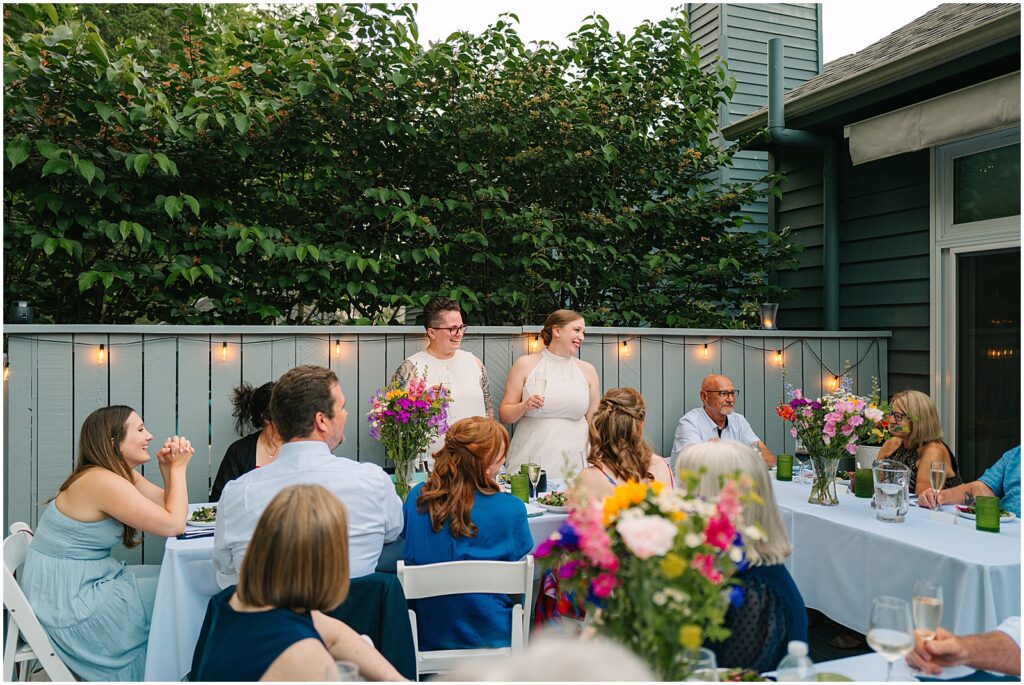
[
  {"left": 841, "top": 423, "right": 855, "bottom": 436},
  {"left": 691, "top": 553, "right": 723, "bottom": 584},
  {"left": 704, "top": 514, "right": 736, "bottom": 551},
  {"left": 845, "top": 442, "right": 859, "bottom": 455},
  {"left": 616, "top": 515, "right": 678, "bottom": 559},
  {"left": 591, "top": 572, "right": 618, "bottom": 598},
  {"left": 848, "top": 415, "right": 864, "bottom": 427}
]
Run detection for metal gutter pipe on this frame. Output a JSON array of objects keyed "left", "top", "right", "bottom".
[{"left": 766, "top": 38, "right": 840, "bottom": 331}]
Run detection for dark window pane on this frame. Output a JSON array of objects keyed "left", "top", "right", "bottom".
[
  {"left": 954, "top": 143, "right": 1020, "bottom": 224},
  {"left": 956, "top": 248, "right": 1021, "bottom": 480}
]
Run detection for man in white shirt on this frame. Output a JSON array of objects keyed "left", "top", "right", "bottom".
[
  {"left": 671, "top": 374, "right": 775, "bottom": 466},
  {"left": 907, "top": 616, "right": 1020, "bottom": 677},
  {"left": 214, "top": 365, "right": 403, "bottom": 587}
]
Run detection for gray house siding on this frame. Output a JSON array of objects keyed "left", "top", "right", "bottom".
[
  {"left": 775, "top": 143, "right": 931, "bottom": 393},
  {"left": 688, "top": 4, "right": 821, "bottom": 234}
]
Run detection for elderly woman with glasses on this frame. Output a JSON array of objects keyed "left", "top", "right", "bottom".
[
  {"left": 877, "top": 389, "right": 963, "bottom": 495},
  {"left": 392, "top": 297, "right": 493, "bottom": 469}
]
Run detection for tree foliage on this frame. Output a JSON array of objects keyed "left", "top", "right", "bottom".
[{"left": 3, "top": 3, "right": 798, "bottom": 325}]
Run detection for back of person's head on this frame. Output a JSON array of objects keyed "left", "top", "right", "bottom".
[
  {"left": 540, "top": 308, "right": 583, "bottom": 346},
  {"left": 232, "top": 381, "right": 274, "bottom": 435},
  {"left": 417, "top": 417, "right": 508, "bottom": 538},
  {"left": 270, "top": 366, "right": 338, "bottom": 442},
  {"left": 60, "top": 405, "right": 140, "bottom": 547},
  {"left": 237, "top": 484, "right": 350, "bottom": 612},
  {"left": 891, "top": 389, "right": 942, "bottom": 450},
  {"left": 675, "top": 439, "right": 791, "bottom": 565},
  {"left": 441, "top": 632, "right": 655, "bottom": 681},
  {"left": 422, "top": 296, "right": 462, "bottom": 329},
  {"left": 587, "top": 387, "right": 653, "bottom": 482}
]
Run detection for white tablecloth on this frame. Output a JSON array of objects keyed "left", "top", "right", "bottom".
[
  {"left": 773, "top": 479, "right": 1021, "bottom": 636},
  {"left": 143, "top": 510, "right": 567, "bottom": 682}
]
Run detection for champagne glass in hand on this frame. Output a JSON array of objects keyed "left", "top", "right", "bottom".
[
  {"left": 929, "top": 462, "right": 946, "bottom": 504},
  {"left": 867, "top": 595, "right": 915, "bottom": 681},
  {"left": 912, "top": 579, "right": 943, "bottom": 642},
  {"left": 534, "top": 373, "right": 548, "bottom": 414}
]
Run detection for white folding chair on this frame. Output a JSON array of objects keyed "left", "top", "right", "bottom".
[
  {"left": 396, "top": 556, "right": 534, "bottom": 680},
  {"left": 3, "top": 524, "right": 77, "bottom": 682}
]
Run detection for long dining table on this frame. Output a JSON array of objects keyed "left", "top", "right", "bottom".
[
  {"left": 772, "top": 477, "right": 1021, "bottom": 636},
  {"left": 142, "top": 505, "right": 568, "bottom": 682}
]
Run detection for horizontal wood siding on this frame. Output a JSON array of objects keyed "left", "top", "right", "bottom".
[{"left": 5, "top": 326, "right": 888, "bottom": 562}]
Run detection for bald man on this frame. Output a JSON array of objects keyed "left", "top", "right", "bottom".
[{"left": 671, "top": 374, "right": 775, "bottom": 466}]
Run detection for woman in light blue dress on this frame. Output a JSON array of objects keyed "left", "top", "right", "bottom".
[{"left": 21, "top": 405, "right": 195, "bottom": 681}]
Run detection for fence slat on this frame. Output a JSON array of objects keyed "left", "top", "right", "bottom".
[
  {"left": 211, "top": 334, "right": 242, "bottom": 501},
  {"left": 6, "top": 336, "right": 36, "bottom": 530},
  {"left": 108, "top": 333, "right": 144, "bottom": 565},
  {"left": 639, "top": 337, "right": 664, "bottom": 456},
  {"left": 141, "top": 336, "right": 178, "bottom": 563},
  {"left": 37, "top": 336, "right": 75, "bottom": 524},
  {"left": 178, "top": 337, "right": 211, "bottom": 514}
]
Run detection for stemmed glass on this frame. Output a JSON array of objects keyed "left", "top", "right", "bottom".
[
  {"left": 929, "top": 462, "right": 946, "bottom": 504},
  {"left": 534, "top": 373, "right": 548, "bottom": 414},
  {"left": 794, "top": 438, "right": 811, "bottom": 484},
  {"left": 912, "top": 579, "right": 943, "bottom": 642},
  {"left": 866, "top": 595, "right": 915, "bottom": 681},
  {"left": 526, "top": 462, "right": 542, "bottom": 502}
]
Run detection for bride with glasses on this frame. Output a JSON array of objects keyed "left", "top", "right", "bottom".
[{"left": 393, "top": 297, "right": 493, "bottom": 470}]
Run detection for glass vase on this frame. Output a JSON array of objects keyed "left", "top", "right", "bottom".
[
  {"left": 808, "top": 454, "right": 840, "bottom": 506},
  {"left": 393, "top": 456, "right": 416, "bottom": 502}
]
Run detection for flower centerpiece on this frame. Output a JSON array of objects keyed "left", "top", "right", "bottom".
[
  {"left": 775, "top": 375, "right": 891, "bottom": 505},
  {"left": 367, "top": 367, "right": 449, "bottom": 500},
  {"left": 536, "top": 474, "right": 757, "bottom": 680}
]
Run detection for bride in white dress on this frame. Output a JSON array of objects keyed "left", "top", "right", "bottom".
[{"left": 500, "top": 310, "right": 601, "bottom": 481}]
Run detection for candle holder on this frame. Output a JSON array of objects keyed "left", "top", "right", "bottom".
[{"left": 759, "top": 302, "right": 779, "bottom": 330}]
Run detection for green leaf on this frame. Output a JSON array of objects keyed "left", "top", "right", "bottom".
[
  {"left": 390, "top": 71, "right": 408, "bottom": 87},
  {"left": 6, "top": 139, "right": 30, "bottom": 168},
  {"left": 163, "top": 195, "right": 183, "bottom": 219},
  {"left": 42, "top": 237, "right": 57, "bottom": 255},
  {"left": 41, "top": 4, "right": 58, "bottom": 23},
  {"left": 296, "top": 81, "right": 314, "bottom": 97},
  {"left": 78, "top": 271, "right": 100, "bottom": 292},
  {"left": 234, "top": 113, "right": 251, "bottom": 135},
  {"left": 153, "top": 152, "right": 171, "bottom": 174},
  {"left": 250, "top": 63, "right": 267, "bottom": 75},
  {"left": 133, "top": 153, "right": 151, "bottom": 177},
  {"left": 76, "top": 159, "right": 96, "bottom": 184},
  {"left": 99, "top": 271, "right": 114, "bottom": 289},
  {"left": 95, "top": 102, "right": 113, "bottom": 121},
  {"left": 196, "top": 112, "right": 209, "bottom": 131},
  {"left": 182, "top": 194, "right": 200, "bottom": 217},
  {"left": 41, "top": 158, "right": 71, "bottom": 176},
  {"left": 35, "top": 140, "right": 61, "bottom": 159}
]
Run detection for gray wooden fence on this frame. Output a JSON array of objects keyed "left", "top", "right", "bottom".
[{"left": 4, "top": 324, "right": 889, "bottom": 563}]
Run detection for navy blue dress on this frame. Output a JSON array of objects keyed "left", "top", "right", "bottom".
[
  {"left": 401, "top": 483, "right": 533, "bottom": 651},
  {"left": 190, "top": 587, "right": 324, "bottom": 681},
  {"left": 709, "top": 564, "right": 809, "bottom": 674}
]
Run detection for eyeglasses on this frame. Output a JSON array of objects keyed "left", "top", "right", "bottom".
[
  {"left": 706, "top": 390, "right": 739, "bottom": 398},
  {"left": 429, "top": 325, "right": 468, "bottom": 336},
  {"left": 890, "top": 411, "right": 908, "bottom": 422}
]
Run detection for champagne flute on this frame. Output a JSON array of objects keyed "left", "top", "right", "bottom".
[
  {"left": 866, "top": 595, "right": 915, "bottom": 681},
  {"left": 929, "top": 462, "right": 946, "bottom": 504},
  {"left": 534, "top": 373, "right": 548, "bottom": 414},
  {"left": 526, "top": 462, "right": 542, "bottom": 502},
  {"left": 912, "top": 579, "right": 943, "bottom": 642}
]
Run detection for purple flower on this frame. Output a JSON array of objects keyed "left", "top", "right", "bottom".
[
  {"left": 558, "top": 560, "right": 581, "bottom": 579},
  {"left": 556, "top": 522, "right": 580, "bottom": 550},
  {"left": 535, "top": 539, "right": 555, "bottom": 558},
  {"left": 728, "top": 584, "right": 746, "bottom": 608}
]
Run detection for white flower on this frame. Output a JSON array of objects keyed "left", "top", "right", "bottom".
[
  {"left": 729, "top": 547, "right": 744, "bottom": 563},
  {"left": 864, "top": 406, "right": 884, "bottom": 422},
  {"left": 684, "top": 532, "right": 703, "bottom": 548},
  {"left": 616, "top": 514, "right": 678, "bottom": 559},
  {"left": 743, "top": 525, "right": 765, "bottom": 541},
  {"left": 653, "top": 591, "right": 668, "bottom": 606}
]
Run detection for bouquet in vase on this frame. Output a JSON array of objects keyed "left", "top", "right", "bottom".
[
  {"left": 367, "top": 367, "right": 449, "bottom": 500},
  {"left": 536, "top": 475, "right": 758, "bottom": 680}
]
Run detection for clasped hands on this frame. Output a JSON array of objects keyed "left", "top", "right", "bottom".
[{"left": 157, "top": 435, "right": 195, "bottom": 467}]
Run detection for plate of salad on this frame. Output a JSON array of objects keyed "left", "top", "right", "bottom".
[
  {"left": 188, "top": 505, "right": 217, "bottom": 528},
  {"left": 955, "top": 505, "right": 1015, "bottom": 522},
  {"left": 536, "top": 492, "right": 570, "bottom": 513}
]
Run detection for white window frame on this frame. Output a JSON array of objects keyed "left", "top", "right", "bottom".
[{"left": 930, "top": 126, "right": 1021, "bottom": 449}]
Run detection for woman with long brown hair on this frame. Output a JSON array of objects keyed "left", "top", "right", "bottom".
[
  {"left": 574, "top": 387, "right": 674, "bottom": 503},
  {"left": 21, "top": 405, "right": 194, "bottom": 681},
  {"left": 401, "top": 417, "right": 533, "bottom": 651}
]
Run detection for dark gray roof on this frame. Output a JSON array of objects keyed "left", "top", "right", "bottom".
[{"left": 723, "top": 3, "right": 1021, "bottom": 137}]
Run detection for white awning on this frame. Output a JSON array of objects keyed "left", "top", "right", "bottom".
[{"left": 844, "top": 71, "right": 1020, "bottom": 165}]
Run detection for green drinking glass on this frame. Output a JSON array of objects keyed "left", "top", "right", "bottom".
[
  {"left": 777, "top": 454, "right": 793, "bottom": 481},
  {"left": 975, "top": 495, "right": 1001, "bottom": 533}
]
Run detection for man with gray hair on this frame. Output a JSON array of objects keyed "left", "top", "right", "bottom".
[{"left": 671, "top": 373, "right": 775, "bottom": 466}]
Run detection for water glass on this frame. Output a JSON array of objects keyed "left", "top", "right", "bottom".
[
  {"left": 776, "top": 454, "right": 793, "bottom": 481},
  {"left": 684, "top": 647, "right": 719, "bottom": 681},
  {"left": 872, "top": 460, "right": 910, "bottom": 523},
  {"left": 975, "top": 495, "right": 1001, "bottom": 533}
]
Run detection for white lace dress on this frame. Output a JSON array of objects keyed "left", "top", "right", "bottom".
[{"left": 506, "top": 349, "right": 590, "bottom": 480}]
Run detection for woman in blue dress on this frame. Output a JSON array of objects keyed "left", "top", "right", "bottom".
[
  {"left": 402, "top": 417, "right": 534, "bottom": 651},
  {"left": 21, "top": 405, "right": 196, "bottom": 681}
]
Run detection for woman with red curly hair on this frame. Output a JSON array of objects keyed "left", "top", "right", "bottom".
[{"left": 401, "top": 417, "right": 533, "bottom": 651}]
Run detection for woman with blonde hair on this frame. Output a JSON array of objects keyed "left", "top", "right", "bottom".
[
  {"left": 500, "top": 309, "right": 601, "bottom": 480},
  {"left": 877, "top": 389, "right": 963, "bottom": 495},
  {"left": 21, "top": 405, "right": 194, "bottom": 681},
  {"left": 574, "top": 387, "right": 673, "bottom": 503},
  {"left": 675, "top": 440, "right": 807, "bottom": 673},
  {"left": 402, "top": 417, "right": 533, "bottom": 651},
  {"left": 191, "top": 484, "right": 404, "bottom": 681}
]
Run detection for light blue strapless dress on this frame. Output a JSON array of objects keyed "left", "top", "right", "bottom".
[{"left": 21, "top": 502, "right": 160, "bottom": 681}]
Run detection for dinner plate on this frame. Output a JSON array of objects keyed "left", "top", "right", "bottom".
[
  {"left": 538, "top": 502, "right": 570, "bottom": 514},
  {"left": 955, "top": 506, "right": 1016, "bottom": 522},
  {"left": 187, "top": 518, "right": 217, "bottom": 528}
]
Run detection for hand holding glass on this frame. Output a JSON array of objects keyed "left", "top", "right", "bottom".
[
  {"left": 534, "top": 373, "right": 547, "bottom": 413},
  {"left": 929, "top": 462, "right": 946, "bottom": 499},
  {"left": 866, "top": 595, "right": 915, "bottom": 681}
]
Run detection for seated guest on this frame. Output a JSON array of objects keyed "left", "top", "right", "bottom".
[
  {"left": 574, "top": 387, "right": 674, "bottom": 503},
  {"left": 214, "top": 365, "right": 402, "bottom": 587},
  {"left": 192, "top": 484, "right": 405, "bottom": 681},
  {"left": 22, "top": 406, "right": 195, "bottom": 681},
  {"left": 402, "top": 417, "right": 533, "bottom": 651},
  {"left": 907, "top": 617, "right": 1020, "bottom": 677},
  {"left": 675, "top": 440, "right": 808, "bottom": 673},
  {"left": 210, "top": 380, "right": 280, "bottom": 501},
  {"left": 877, "top": 390, "right": 963, "bottom": 495},
  {"left": 671, "top": 374, "right": 775, "bottom": 467},
  {"left": 918, "top": 445, "right": 1020, "bottom": 517}
]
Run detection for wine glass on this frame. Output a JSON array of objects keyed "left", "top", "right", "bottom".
[
  {"left": 794, "top": 438, "right": 811, "bottom": 484},
  {"left": 912, "top": 579, "right": 943, "bottom": 642},
  {"left": 526, "top": 462, "right": 542, "bottom": 502},
  {"left": 534, "top": 373, "right": 548, "bottom": 414},
  {"left": 866, "top": 595, "right": 915, "bottom": 681},
  {"left": 929, "top": 462, "right": 946, "bottom": 504}
]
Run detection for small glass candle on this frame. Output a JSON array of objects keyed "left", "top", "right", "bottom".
[
  {"left": 975, "top": 495, "right": 1001, "bottom": 533},
  {"left": 776, "top": 454, "right": 793, "bottom": 481},
  {"left": 854, "top": 468, "right": 874, "bottom": 498},
  {"left": 510, "top": 474, "right": 530, "bottom": 503}
]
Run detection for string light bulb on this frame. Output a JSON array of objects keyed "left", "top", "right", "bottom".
[
  {"left": 702, "top": 343, "right": 709, "bottom": 360},
  {"left": 98, "top": 344, "right": 106, "bottom": 363},
  {"left": 221, "top": 342, "right": 228, "bottom": 360},
  {"left": 832, "top": 375, "right": 841, "bottom": 391},
  {"left": 530, "top": 335, "right": 540, "bottom": 352},
  {"left": 335, "top": 339, "right": 341, "bottom": 357},
  {"left": 775, "top": 349, "right": 783, "bottom": 365},
  {"left": 3, "top": 361, "right": 8, "bottom": 382}
]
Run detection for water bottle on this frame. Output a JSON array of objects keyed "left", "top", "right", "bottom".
[
  {"left": 498, "top": 464, "right": 509, "bottom": 493},
  {"left": 776, "top": 640, "right": 815, "bottom": 681}
]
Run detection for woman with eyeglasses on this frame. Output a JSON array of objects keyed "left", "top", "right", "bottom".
[
  {"left": 500, "top": 309, "right": 601, "bottom": 480},
  {"left": 393, "top": 297, "right": 493, "bottom": 469},
  {"left": 877, "top": 389, "right": 963, "bottom": 495}
]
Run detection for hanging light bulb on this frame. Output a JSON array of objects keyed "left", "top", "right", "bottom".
[
  {"left": 98, "top": 344, "right": 106, "bottom": 363},
  {"left": 775, "top": 349, "right": 783, "bottom": 365},
  {"left": 221, "top": 342, "right": 228, "bottom": 361},
  {"left": 335, "top": 339, "right": 341, "bottom": 357},
  {"left": 702, "top": 343, "right": 709, "bottom": 361}
]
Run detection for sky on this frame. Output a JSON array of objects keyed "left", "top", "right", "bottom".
[{"left": 414, "top": 0, "right": 945, "bottom": 64}]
